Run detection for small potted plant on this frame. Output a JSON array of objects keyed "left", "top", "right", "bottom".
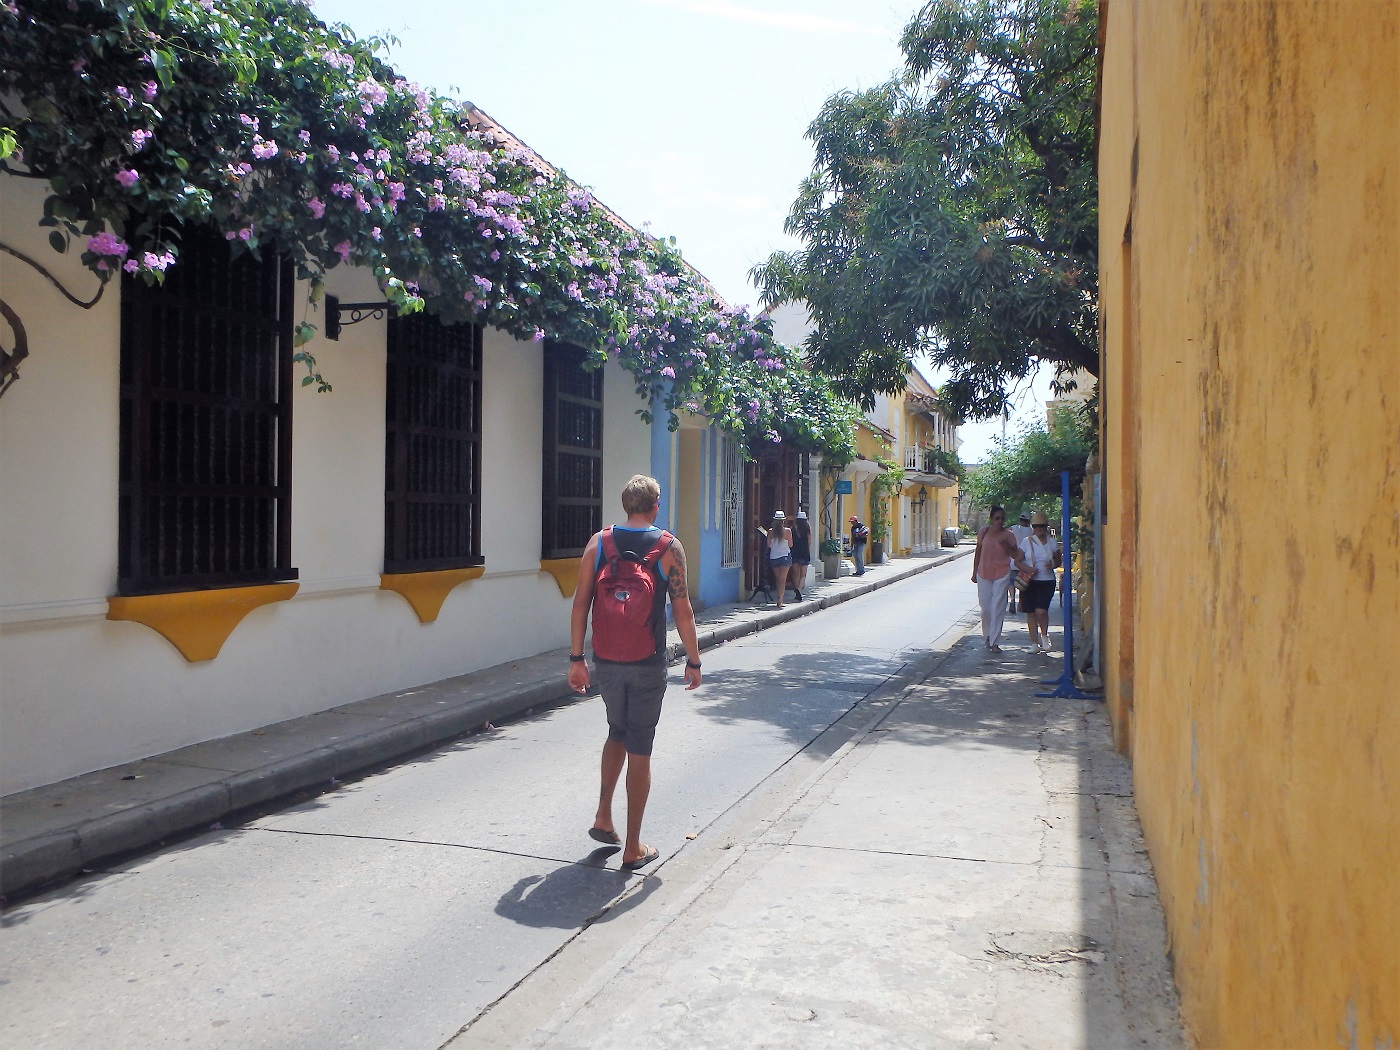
[{"left": 819, "top": 536, "right": 843, "bottom": 579}]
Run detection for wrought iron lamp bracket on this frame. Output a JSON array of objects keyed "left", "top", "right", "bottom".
[{"left": 325, "top": 294, "right": 394, "bottom": 341}]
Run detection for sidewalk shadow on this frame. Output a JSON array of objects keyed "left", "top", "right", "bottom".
[
  {"left": 693, "top": 649, "right": 901, "bottom": 744},
  {"left": 690, "top": 639, "right": 1064, "bottom": 758},
  {"left": 494, "top": 847, "right": 655, "bottom": 930}
]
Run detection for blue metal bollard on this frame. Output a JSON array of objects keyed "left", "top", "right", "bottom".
[{"left": 1037, "top": 471, "right": 1094, "bottom": 700}]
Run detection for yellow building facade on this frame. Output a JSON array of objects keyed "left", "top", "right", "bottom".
[
  {"left": 896, "top": 378, "right": 960, "bottom": 556},
  {"left": 1098, "top": 1, "right": 1398, "bottom": 1046}
]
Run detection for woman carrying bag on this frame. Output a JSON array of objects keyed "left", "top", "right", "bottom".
[
  {"left": 971, "top": 505, "right": 1029, "bottom": 653},
  {"left": 789, "top": 511, "right": 811, "bottom": 600}
]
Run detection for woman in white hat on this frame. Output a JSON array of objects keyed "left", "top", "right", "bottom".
[
  {"left": 767, "top": 511, "right": 793, "bottom": 608},
  {"left": 1017, "top": 511, "right": 1062, "bottom": 654}
]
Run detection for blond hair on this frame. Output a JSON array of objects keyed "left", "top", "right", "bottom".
[{"left": 621, "top": 474, "right": 661, "bottom": 515}]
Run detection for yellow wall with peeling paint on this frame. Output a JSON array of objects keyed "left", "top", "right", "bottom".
[{"left": 1097, "top": 1, "right": 1399, "bottom": 1046}]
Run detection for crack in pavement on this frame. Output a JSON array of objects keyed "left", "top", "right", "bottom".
[{"left": 780, "top": 840, "right": 1149, "bottom": 876}]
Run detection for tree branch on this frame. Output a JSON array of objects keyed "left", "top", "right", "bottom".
[
  {"left": 0, "top": 241, "right": 107, "bottom": 308},
  {"left": 0, "top": 160, "right": 47, "bottom": 179},
  {"left": 0, "top": 298, "right": 29, "bottom": 399}
]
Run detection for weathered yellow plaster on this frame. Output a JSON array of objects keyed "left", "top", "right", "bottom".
[
  {"left": 106, "top": 583, "right": 299, "bottom": 662},
  {"left": 1098, "top": 2, "right": 1399, "bottom": 1045},
  {"left": 539, "top": 558, "right": 582, "bottom": 598},
  {"left": 378, "top": 567, "right": 483, "bottom": 623}
]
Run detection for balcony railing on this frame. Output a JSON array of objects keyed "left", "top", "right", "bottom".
[{"left": 904, "top": 445, "right": 951, "bottom": 476}]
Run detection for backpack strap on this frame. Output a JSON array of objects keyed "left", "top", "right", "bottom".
[
  {"left": 640, "top": 530, "right": 675, "bottom": 568},
  {"left": 599, "top": 526, "right": 620, "bottom": 568}
]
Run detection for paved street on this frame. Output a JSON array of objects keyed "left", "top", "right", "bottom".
[{"left": 1, "top": 558, "right": 1006, "bottom": 1048}]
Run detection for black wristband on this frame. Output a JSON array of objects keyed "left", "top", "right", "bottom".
[
  {"left": 569, "top": 654, "right": 586, "bottom": 663},
  {"left": 686, "top": 659, "right": 701, "bottom": 669}
]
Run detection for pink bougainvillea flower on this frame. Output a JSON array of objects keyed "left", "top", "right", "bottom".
[
  {"left": 333, "top": 240, "right": 351, "bottom": 262},
  {"left": 114, "top": 168, "right": 140, "bottom": 188},
  {"left": 141, "top": 81, "right": 157, "bottom": 101},
  {"left": 306, "top": 198, "right": 325, "bottom": 219},
  {"left": 87, "top": 232, "right": 129, "bottom": 258}
]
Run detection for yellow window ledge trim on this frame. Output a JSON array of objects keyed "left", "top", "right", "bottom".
[
  {"left": 107, "top": 583, "right": 300, "bottom": 662},
  {"left": 379, "top": 567, "right": 484, "bottom": 623},
  {"left": 539, "top": 558, "right": 582, "bottom": 598}
]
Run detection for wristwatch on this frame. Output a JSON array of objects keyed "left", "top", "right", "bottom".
[
  {"left": 569, "top": 654, "right": 586, "bottom": 663},
  {"left": 685, "top": 658, "right": 701, "bottom": 669}
]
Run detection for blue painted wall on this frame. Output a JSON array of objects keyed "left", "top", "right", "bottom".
[{"left": 649, "top": 410, "right": 740, "bottom": 612}]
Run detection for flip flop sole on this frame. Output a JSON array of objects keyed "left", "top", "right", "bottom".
[
  {"left": 588, "top": 827, "right": 621, "bottom": 845},
  {"left": 621, "top": 847, "right": 659, "bottom": 871}
]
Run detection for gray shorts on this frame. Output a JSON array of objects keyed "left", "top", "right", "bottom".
[{"left": 595, "top": 661, "right": 668, "bottom": 756}]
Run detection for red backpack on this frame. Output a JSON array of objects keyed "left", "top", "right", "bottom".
[{"left": 591, "top": 527, "right": 674, "bottom": 662}]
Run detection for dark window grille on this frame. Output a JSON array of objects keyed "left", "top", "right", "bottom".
[
  {"left": 721, "top": 435, "right": 743, "bottom": 567},
  {"left": 384, "top": 315, "right": 483, "bottom": 573},
  {"left": 542, "top": 341, "right": 603, "bottom": 559},
  {"left": 118, "top": 225, "right": 296, "bottom": 594}
]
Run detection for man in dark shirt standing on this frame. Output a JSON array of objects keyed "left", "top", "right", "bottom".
[
  {"left": 850, "top": 515, "right": 870, "bottom": 576},
  {"left": 568, "top": 474, "right": 702, "bottom": 871}
]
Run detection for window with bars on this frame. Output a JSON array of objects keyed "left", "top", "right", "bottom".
[
  {"left": 541, "top": 341, "right": 603, "bottom": 559},
  {"left": 384, "top": 315, "right": 483, "bottom": 574},
  {"left": 721, "top": 435, "right": 743, "bottom": 567},
  {"left": 118, "top": 224, "right": 296, "bottom": 595}
]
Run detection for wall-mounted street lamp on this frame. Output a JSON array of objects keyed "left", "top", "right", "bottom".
[
  {"left": 325, "top": 294, "right": 395, "bottom": 341},
  {"left": 917, "top": 486, "right": 928, "bottom": 507}
]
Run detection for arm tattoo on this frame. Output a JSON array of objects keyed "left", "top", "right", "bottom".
[{"left": 667, "top": 545, "right": 688, "bottom": 599}]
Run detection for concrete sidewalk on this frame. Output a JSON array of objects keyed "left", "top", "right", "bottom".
[
  {"left": 517, "top": 628, "right": 1185, "bottom": 1049},
  {"left": 0, "top": 547, "right": 972, "bottom": 901}
]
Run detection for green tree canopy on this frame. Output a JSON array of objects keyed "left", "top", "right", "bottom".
[
  {"left": 964, "top": 407, "right": 1092, "bottom": 515},
  {"left": 752, "top": 0, "right": 1098, "bottom": 421}
]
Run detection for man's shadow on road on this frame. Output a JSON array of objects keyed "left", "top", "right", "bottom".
[{"left": 494, "top": 846, "right": 661, "bottom": 929}]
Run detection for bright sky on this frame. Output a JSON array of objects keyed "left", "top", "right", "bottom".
[{"left": 310, "top": 0, "right": 1051, "bottom": 460}]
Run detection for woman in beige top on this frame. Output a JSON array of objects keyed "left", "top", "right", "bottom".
[{"left": 972, "top": 506, "right": 1029, "bottom": 652}]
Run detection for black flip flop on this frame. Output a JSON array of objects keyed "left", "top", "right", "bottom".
[
  {"left": 621, "top": 846, "right": 659, "bottom": 871},
  {"left": 588, "top": 827, "right": 621, "bottom": 846}
]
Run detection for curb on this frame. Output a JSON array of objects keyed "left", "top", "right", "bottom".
[{"left": 1, "top": 548, "right": 972, "bottom": 901}]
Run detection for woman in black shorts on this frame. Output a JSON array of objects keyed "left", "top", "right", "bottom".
[{"left": 1017, "top": 511, "right": 1062, "bottom": 654}]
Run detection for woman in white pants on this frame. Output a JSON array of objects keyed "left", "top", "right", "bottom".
[{"left": 972, "top": 506, "right": 1029, "bottom": 652}]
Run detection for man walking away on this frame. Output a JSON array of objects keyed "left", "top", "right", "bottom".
[
  {"left": 849, "top": 515, "right": 869, "bottom": 576},
  {"left": 568, "top": 474, "right": 702, "bottom": 871}
]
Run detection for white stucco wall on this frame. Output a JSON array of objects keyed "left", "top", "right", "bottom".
[{"left": 0, "top": 176, "right": 653, "bottom": 794}]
